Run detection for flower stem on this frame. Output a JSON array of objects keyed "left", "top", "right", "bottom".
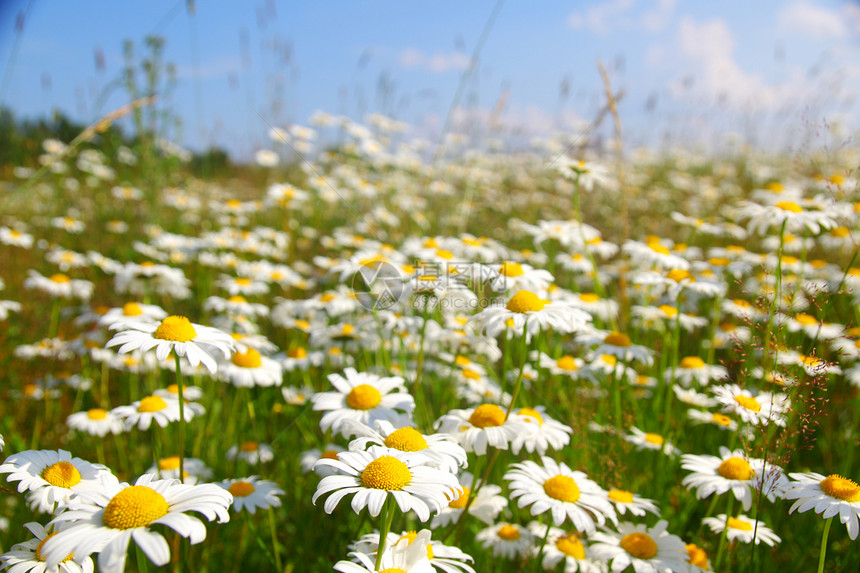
[
  {"left": 268, "top": 507, "right": 283, "bottom": 571},
  {"left": 173, "top": 352, "right": 185, "bottom": 482},
  {"left": 375, "top": 495, "right": 396, "bottom": 571},
  {"left": 818, "top": 517, "right": 833, "bottom": 573},
  {"left": 505, "top": 325, "right": 531, "bottom": 419}
]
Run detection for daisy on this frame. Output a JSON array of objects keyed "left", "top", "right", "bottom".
[
  {"left": 312, "top": 368, "right": 415, "bottom": 437},
  {"left": 218, "top": 476, "right": 284, "bottom": 514},
  {"left": 343, "top": 419, "right": 467, "bottom": 474},
  {"left": 686, "top": 409, "right": 738, "bottom": 431},
  {"left": 577, "top": 331, "right": 654, "bottom": 367},
  {"left": 106, "top": 315, "right": 234, "bottom": 374},
  {"left": 470, "top": 290, "right": 591, "bottom": 338},
  {"left": 538, "top": 352, "right": 585, "bottom": 378},
  {"left": 66, "top": 409, "right": 124, "bottom": 437},
  {"left": 146, "top": 456, "right": 212, "bottom": 482},
  {"left": 683, "top": 543, "right": 711, "bottom": 572},
  {"left": 431, "top": 471, "right": 508, "bottom": 528},
  {"left": 217, "top": 347, "right": 283, "bottom": 388},
  {"left": 672, "top": 386, "right": 719, "bottom": 408},
  {"left": 40, "top": 473, "right": 232, "bottom": 573},
  {"left": 711, "top": 384, "right": 788, "bottom": 427},
  {"left": 0, "top": 449, "right": 110, "bottom": 514},
  {"left": 667, "top": 356, "right": 728, "bottom": 388},
  {"left": 606, "top": 488, "right": 661, "bottom": 517},
  {"left": 509, "top": 406, "right": 573, "bottom": 455},
  {"left": 312, "top": 446, "right": 462, "bottom": 522},
  {"left": 300, "top": 445, "right": 346, "bottom": 477},
  {"left": 110, "top": 395, "right": 181, "bottom": 431},
  {"left": 350, "top": 529, "right": 476, "bottom": 573},
  {"left": 701, "top": 514, "right": 781, "bottom": 546},
  {"left": 0, "top": 225, "right": 34, "bottom": 248},
  {"left": 434, "top": 404, "right": 534, "bottom": 455},
  {"left": 282, "top": 384, "right": 315, "bottom": 406},
  {"left": 504, "top": 457, "right": 617, "bottom": 532},
  {"left": 278, "top": 346, "right": 325, "bottom": 372},
  {"left": 784, "top": 472, "right": 860, "bottom": 539},
  {"left": 475, "top": 522, "right": 534, "bottom": 559},
  {"left": 735, "top": 199, "right": 838, "bottom": 236},
  {"left": 335, "top": 531, "right": 435, "bottom": 573},
  {"left": 589, "top": 520, "right": 688, "bottom": 573},
  {"left": 226, "top": 441, "right": 275, "bottom": 465},
  {"left": 681, "top": 447, "right": 787, "bottom": 510},
  {"left": 624, "top": 428, "right": 679, "bottom": 456},
  {"left": 24, "top": 271, "right": 94, "bottom": 300},
  {"left": 97, "top": 302, "right": 167, "bottom": 329},
  {"left": 0, "top": 521, "right": 94, "bottom": 573},
  {"left": 487, "top": 261, "right": 554, "bottom": 292},
  {"left": 526, "top": 522, "right": 605, "bottom": 573}
]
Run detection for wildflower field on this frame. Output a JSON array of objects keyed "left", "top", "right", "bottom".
[{"left": 1, "top": 109, "right": 860, "bottom": 573}]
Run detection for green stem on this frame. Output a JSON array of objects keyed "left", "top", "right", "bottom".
[
  {"left": 136, "top": 544, "right": 150, "bottom": 573},
  {"left": 714, "top": 498, "right": 735, "bottom": 571},
  {"left": 268, "top": 507, "right": 283, "bottom": 571},
  {"left": 173, "top": 352, "right": 185, "bottom": 482},
  {"left": 505, "top": 325, "right": 531, "bottom": 419},
  {"left": 375, "top": 495, "right": 396, "bottom": 571},
  {"left": 818, "top": 517, "right": 833, "bottom": 573}
]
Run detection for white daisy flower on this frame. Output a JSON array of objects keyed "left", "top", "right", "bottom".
[
  {"left": 226, "top": 441, "right": 275, "bottom": 465},
  {"left": 343, "top": 419, "right": 467, "bottom": 474},
  {"left": 470, "top": 290, "right": 591, "bottom": 338},
  {"left": 701, "top": 514, "right": 781, "bottom": 546},
  {"left": 681, "top": 447, "right": 788, "bottom": 511},
  {"left": 0, "top": 521, "right": 95, "bottom": 573},
  {"left": 672, "top": 386, "right": 719, "bottom": 408},
  {"left": 431, "top": 471, "right": 508, "bottom": 528},
  {"left": 486, "top": 261, "right": 554, "bottom": 292},
  {"left": 110, "top": 395, "right": 182, "bottom": 431},
  {"left": 312, "top": 368, "right": 415, "bottom": 437},
  {"left": 216, "top": 347, "right": 283, "bottom": 388},
  {"left": 504, "top": 456, "right": 617, "bottom": 532},
  {"left": 526, "top": 522, "right": 605, "bottom": 573},
  {"left": 475, "top": 522, "right": 534, "bottom": 559},
  {"left": 24, "top": 271, "right": 93, "bottom": 301},
  {"left": 784, "top": 472, "right": 860, "bottom": 539},
  {"left": 350, "top": 528, "right": 476, "bottom": 573},
  {"left": 686, "top": 409, "right": 738, "bottom": 431},
  {"left": 624, "top": 428, "right": 679, "bottom": 456},
  {"left": 667, "top": 356, "right": 728, "bottom": 388},
  {"left": 509, "top": 406, "right": 573, "bottom": 455},
  {"left": 40, "top": 473, "right": 232, "bottom": 573},
  {"left": 106, "top": 315, "right": 234, "bottom": 374},
  {"left": 606, "top": 488, "right": 661, "bottom": 517},
  {"left": 577, "top": 330, "right": 655, "bottom": 367},
  {"left": 335, "top": 530, "right": 434, "bottom": 573},
  {"left": 97, "top": 302, "right": 167, "bottom": 329},
  {"left": 66, "top": 409, "right": 124, "bottom": 437},
  {"left": 711, "top": 384, "right": 789, "bottom": 427},
  {"left": 312, "top": 446, "right": 462, "bottom": 522},
  {"left": 0, "top": 449, "right": 110, "bottom": 514},
  {"left": 434, "top": 404, "right": 534, "bottom": 456},
  {"left": 218, "top": 476, "right": 284, "bottom": 514},
  {"left": 589, "top": 520, "right": 688, "bottom": 573},
  {"left": 300, "top": 445, "right": 346, "bottom": 477}
]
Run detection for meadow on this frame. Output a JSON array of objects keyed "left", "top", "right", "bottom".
[{"left": 0, "top": 104, "right": 858, "bottom": 573}]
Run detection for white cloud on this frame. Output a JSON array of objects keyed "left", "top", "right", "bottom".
[
  {"left": 398, "top": 49, "right": 471, "bottom": 73},
  {"left": 778, "top": 1, "right": 846, "bottom": 40},
  {"left": 568, "top": 0, "right": 676, "bottom": 34}
]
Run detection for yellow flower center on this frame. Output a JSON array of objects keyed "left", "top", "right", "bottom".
[
  {"left": 556, "top": 356, "right": 578, "bottom": 371},
  {"left": 686, "top": 543, "right": 709, "bottom": 568},
  {"left": 680, "top": 356, "right": 705, "bottom": 369},
  {"left": 436, "top": 249, "right": 454, "bottom": 260},
  {"left": 235, "top": 277, "right": 251, "bottom": 286},
  {"left": 620, "top": 532, "right": 658, "bottom": 559},
  {"left": 346, "top": 384, "right": 382, "bottom": 410},
  {"left": 608, "top": 489, "right": 634, "bottom": 503},
  {"left": 734, "top": 395, "right": 761, "bottom": 412},
  {"left": 499, "top": 262, "right": 525, "bottom": 277},
  {"left": 87, "top": 408, "right": 108, "bottom": 420},
  {"left": 138, "top": 395, "right": 168, "bottom": 413},
  {"left": 158, "top": 456, "right": 181, "bottom": 470},
  {"left": 717, "top": 457, "right": 753, "bottom": 480},
  {"left": 228, "top": 481, "right": 256, "bottom": 497},
  {"left": 601, "top": 354, "right": 617, "bottom": 366},
  {"left": 727, "top": 517, "right": 753, "bottom": 531},
  {"left": 650, "top": 243, "right": 670, "bottom": 255},
  {"left": 231, "top": 348, "right": 263, "bottom": 368},
  {"left": 123, "top": 302, "right": 143, "bottom": 316},
  {"left": 448, "top": 486, "right": 471, "bottom": 509},
  {"left": 36, "top": 532, "right": 74, "bottom": 563},
  {"left": 455, "top": 355, "right": 471, "bottom": 367},
  {"left": 832, "top": 226, "right": 851, "bottom": 238},
  {"left": 41, "top": 461, "right": 82, "bottom": 488},
  {"left": 506, "top": 290, "right": 548, "bottom": 313},
  {"left": 555, "top": 533, "right": 586, "bottom": 559},
  {"left": 604, "top": 331, "right": 632, "bottom": 347},
  {"left": 288, "top": 347, "right": 307, "bottom": 358},
  {"left": 497, "top": 525, "right": 521, "bottom": 541},
  {"left": 666, "top": 269, "right": 693, "bottom": 282},
  {"left": 518, "top": 407, "right": 544, "bottom": 425},
  {"left": 240, "top": 441, "right": 259, "bottom": 452},
  {"left": 50, "top": 273, "right": 71, "bottom": 283},
  {"left": 360, "top": 456, "right": 412, "bottom": 490},
  {"left": 397, "top": 531, "right": 434, "bottom": 559},
  {"left": 543, "top": 475, "right": 580, "bottom": 503},
  {"left": 468, "top": 404, "right": 507, "bottom": 428},
  {"left": 102, "top": 486, "right": 169, "bottom": 529},
  {"left": 153, "top": 316, "right": 197, "bottom": 342},
  {"left": 228, "top": 295, "right": 247, "bottom": 303},
  {"left": 580, "top": 293, "right": 601, "bottom": 303},
  {"left": 462, "top": 369, "right": 481, "bottom": 380},
  {"left": 658, "top": 304, "right": 678, "bottom": 318},
  {"left": 776, "top": 201, "right": 803, "bottom": 213},
  {"left": 794, "top": 313, "right": 817, "bottom": 325},
  {"left": 384, "top": 427, "right": 428, "bottom": 451},
  {"left": 712, "top": 413, "right": 732, "bottom": 426},
  {"left": 645, "top": 433, "right": 664, "bottom": 446},
  {"left": 709, "top": 257, "right": 729, "bottom": 267},
  {"left": 820, "top": 475, "right": 860, "bottom": 502}
]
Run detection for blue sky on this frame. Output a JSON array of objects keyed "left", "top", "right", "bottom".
[{"left": 2, "top": 0, "right": 859, "bottom": 159}]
